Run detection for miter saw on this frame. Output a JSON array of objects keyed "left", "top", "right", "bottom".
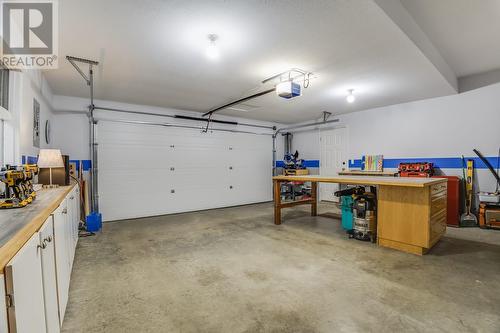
[{"left": 283, "top": 150, "right": 306, "bottom": 170}]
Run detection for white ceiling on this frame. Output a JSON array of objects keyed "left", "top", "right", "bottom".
[
  {"left": 43, "top": 0, "right": 497, "bottom": 123},
  {"left": 401, "top": 0, "right": 500, "bottom": 78}
]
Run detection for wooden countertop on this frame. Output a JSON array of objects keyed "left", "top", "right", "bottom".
[
  {"left": 338, "top": 170, "right": 398, "bottom": 177},
  {"left": 273, "top": 175, "right": 446, "bottom": 188},
  {"left": 0, "top": 184, "right": 75, "bottom": 270}
]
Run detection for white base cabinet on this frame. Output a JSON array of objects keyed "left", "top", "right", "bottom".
[
  {"left": 2, "top": 186, "right": 80, "bottom": 333},
  {"left": 39, "top": 219, "right": 60, "bottom": 333},
  {"left": 0, "top": 275, "right": 8, "bottom": 332},
  {"left": 5, "top": 232, "right": 47, "bottom": 333},
  {"left": 53, "top": 201, "right": 70, "bottom": 325}
]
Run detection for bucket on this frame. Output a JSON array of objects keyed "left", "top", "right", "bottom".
[{"left": 86, "top": 212, "right": 102, "bottom": 232}]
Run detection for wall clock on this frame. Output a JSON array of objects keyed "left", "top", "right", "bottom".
[{"left": 45, "top": 119, "right": 51, "bottom": 144}]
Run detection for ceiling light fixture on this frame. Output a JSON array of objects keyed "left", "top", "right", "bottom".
[
  {"left": 206, "top": 34, "right": 219, "bottom": 60},
  {"left": 346, "top": 89, "right": 355, "bottom": 103}
]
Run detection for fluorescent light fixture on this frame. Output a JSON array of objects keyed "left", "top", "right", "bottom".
[
  {"left": 346, "top": 89, "right": 355, "bottom": 103},
  {"left": 206, "top": 34, "right": 219, "bottom": 60}
]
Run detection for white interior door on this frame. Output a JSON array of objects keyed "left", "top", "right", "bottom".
[
  {"left": 39, "top": 217, "right": 61, "bottom": 333},
  {"left": 320, "top": 127, "right": 348, "bottom": 202},
  {"left": 98, "top": 121, "right": 273, "bottom": 221},
  {"left": 5, "top": 233, "right": 47, "bottom": 333}
]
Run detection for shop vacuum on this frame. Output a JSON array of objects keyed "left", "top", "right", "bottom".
[{"left": 335, "top": 186, "right": 377, "bottom": 242}]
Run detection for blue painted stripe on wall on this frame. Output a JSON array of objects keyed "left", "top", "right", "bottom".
[
  {"left": 69, "top": 160, "right": 92, "bottom": 171},
  {"left": 81, "top": 160, "right": 92, "bottom": 171},
  {"left": 27, "top": 156, "right": 38, "bottom": 164},
  {"left": 19, "top": 157, "right": 91, "bottom": 171},
  {"left": 276, "top": 160, "right": 320, "bottom": 168},
  {"left": 349, "top": 159, "right": 362, "bottom": 168},
  {"left": 348, "top": 157, "right": 499, "bottom": 169}
]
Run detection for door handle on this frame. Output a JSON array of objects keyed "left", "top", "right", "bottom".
[
  {"left": 37, "top": 240, "right": 47, "bottom": 250},
  {"left": 62, "top": 208, "right": 68, "bottom": 214}
]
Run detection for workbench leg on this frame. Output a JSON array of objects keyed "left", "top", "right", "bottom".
[
  {"left": 274, "top": 180, "right": 282, "bottom": 225},
  {"left": 311, "top": 181, "right": 318, "bottom": 216}
]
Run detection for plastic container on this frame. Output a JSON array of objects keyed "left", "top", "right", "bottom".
[
  {"left": 479, "top": 192, "right": 500, "bottom": 203},
  {"left": 86, "top": 212, "right": 102, "bottom": 232}
]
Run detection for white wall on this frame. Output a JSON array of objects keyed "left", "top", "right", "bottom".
[
  {"left": 51, "top": 112, "right": 89, "bottom": 160},
  {"left": 291, "top": 82, "right": 500, "bottom": 192},
  {"left": 1, "top": 70, "right": 54, "bottom": 165},
  {"left": 19, "top": 71, "right": 55, "bottom": 158}
]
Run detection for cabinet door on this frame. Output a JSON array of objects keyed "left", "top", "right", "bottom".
[
  {"left": 65, "top": 193, "right": 74, "bottom": 266},
  {"left": 5, "top": 233, "right": 47, "bottom": 333},
  {"left": 0, "top": 275, "right": 9, "bottom": 333},
  {"left": 39, "top": 217, "right": 61, "bottom": 333},
  {"left": 73, "top": 187, "right": 80, "bottom": 247},
  {"left": 67, "top": 187, "right": 79, "bottom": 262},
  {"left": 53, "top": 202, "right": 70, "bottom": 325}
]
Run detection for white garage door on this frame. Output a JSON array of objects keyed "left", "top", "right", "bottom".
[{"left": 97, "top": 120, "right": 273, "bottom": 221}]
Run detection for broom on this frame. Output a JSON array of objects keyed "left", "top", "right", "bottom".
[{"left": 460, "top": 155, "right": 477, "bottom": 226}]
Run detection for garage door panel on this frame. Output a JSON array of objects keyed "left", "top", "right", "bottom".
[
  {"left": 99, "top": 147, "right": 173, "bottom": 170},
  {"left": 98, "top": 121, "right": 272, "bottom": 221}
]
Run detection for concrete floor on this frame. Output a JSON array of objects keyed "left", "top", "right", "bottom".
[{"left": 62, "top": 203, "right": 500, "bottom": 333}]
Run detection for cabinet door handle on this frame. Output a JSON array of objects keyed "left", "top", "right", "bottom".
[
  {"left": 38, "top": 241, "right": 47, "bottom": 250},
  {"left": 45, "top": 236, "right": 52, "bottom": 243},
  {"left": 70, "top": 196, "right": 74, "bottom": 200},
  {"left": 62, "top": 208, "right": 68, "bottom": 214}
]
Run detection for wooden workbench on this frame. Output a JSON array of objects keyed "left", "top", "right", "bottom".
[
  {"left": 273, "top": 175, "right": 448, "bottom": 255},
  {"left": 338, "top": 170, "right": 398, "bottom": 177},
  {"left": 0, "top": 185, "right": 75, "bottom": 270}
]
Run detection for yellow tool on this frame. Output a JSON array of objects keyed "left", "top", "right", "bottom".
[
  {"left": 0, "top": 166, "right": 36, "bottom": 209},
  {"left": 23, "top": 164, "right": 39, "bottom": 202},
  {"left": 460, "top": 158, "right": 477, "bottom": 226}
]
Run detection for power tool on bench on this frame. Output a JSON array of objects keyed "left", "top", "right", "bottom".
[
  {"left": 283, "top": 150, "right": 306, "bottom": 170},
  {"left": 0, "top": 165, "right": 36, "bottom": 209},
  {"left": 23, "top": 164, "right": 39, "bottom": 203}
]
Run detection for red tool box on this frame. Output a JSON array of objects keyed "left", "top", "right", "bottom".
[
  {"left": 398, "top": 162, "right": 434, "bottom": 177},
  {"left": 431, "top": 175, "right": 460, "bottom": 227}
]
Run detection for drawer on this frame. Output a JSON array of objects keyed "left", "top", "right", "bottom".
[
  {"left": 430, "top": 213, "right": 446, "bottom": 244},
  {"left": 431, "top": 188, "right": 447, "bottom": 201},
  {"left": 431, "top": 182, "right": 447, "bottom": 197},
  {"left": 431, "top": 208, "right": 446, "bottom": 223},
  {"left": 431, "top": 197, "right": 447, "bottom": 216}
]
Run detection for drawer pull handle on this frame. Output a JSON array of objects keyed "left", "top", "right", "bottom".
[{"left": 38, "top": 241, "right": 47, "bottom": 250}]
